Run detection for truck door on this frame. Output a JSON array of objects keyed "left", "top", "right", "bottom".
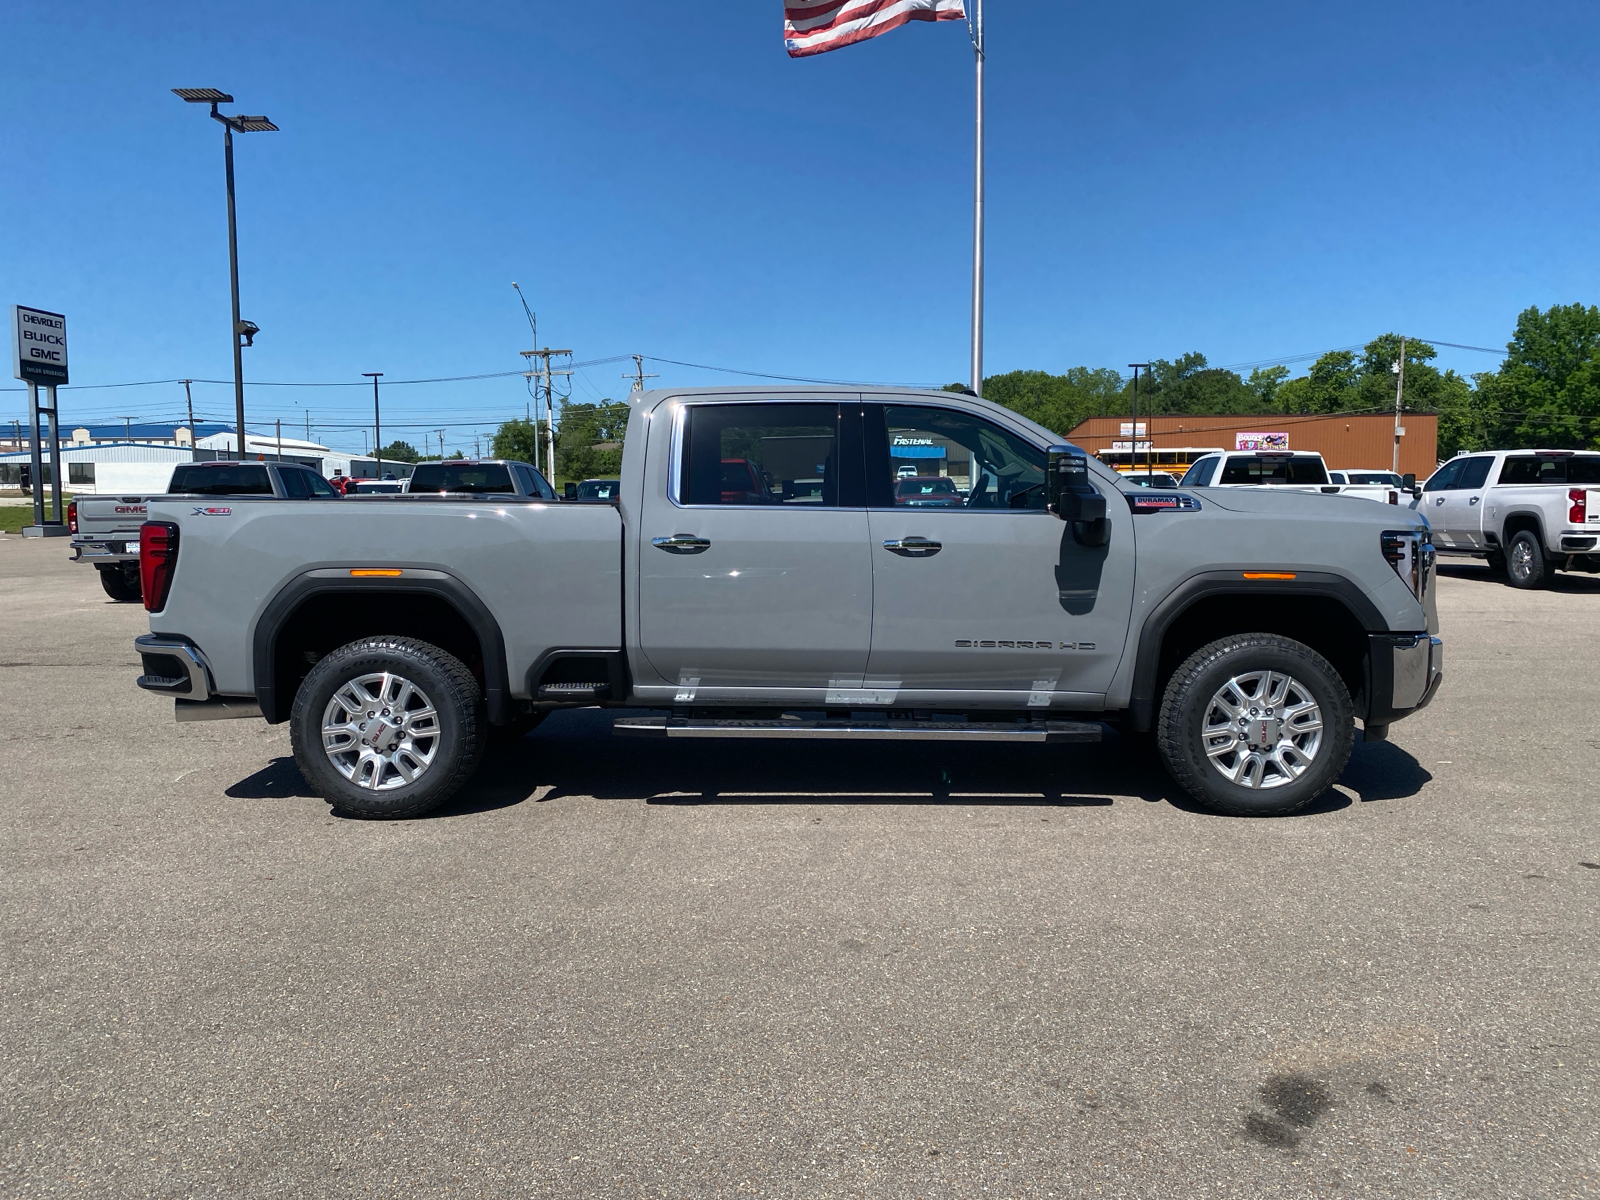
[
  {"left": 861, "top": 403, "right": 1135, "bottom": 706},
  {"left": 1420, "top": 458, "right": 1464, "bottom": 547},
  {"left": 636, "top": 400, "right": 872, "bottom": 699},
  {"left": 1447, "top": 455, "right": 1495, "bottom": 548}
]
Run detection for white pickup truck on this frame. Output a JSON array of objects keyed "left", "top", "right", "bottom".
[
  {"left": 1420, "top": 449, "right": 1600, "bottom": 587},
  {"left": 1179, "top": 450, "right": 1418, "bottom": 506}
]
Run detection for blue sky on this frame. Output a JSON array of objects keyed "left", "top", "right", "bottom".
[{"left": 2, "top": 0, "right": 1597, "bottom": 453}]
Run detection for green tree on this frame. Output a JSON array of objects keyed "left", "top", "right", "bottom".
[
  {"left": 375, "top": 440, "right": 420, "bottom": 463},
  {"left": 1136, "top": 353, "right": 1263, "bottom": 414},
  {"left": 982, "top": 367, "right": 1126, "bottom": 435},
  {"left": 1246, "top": 365, "right": 1291, "bottom": 409},
  {"left": 556, "top": 401, "right": 631, "bottom": 481},
  {"left": 491, "top": 417, "right": 547, "bottom": 465},
  {"left": 1473, "top": 303, "right": 1600, "bottom": 449}
]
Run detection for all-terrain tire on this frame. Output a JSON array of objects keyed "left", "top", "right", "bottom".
[
  {"left": 97, "top": 563, "right": 142, "bottom": 603},
  {"left": 1156, "top": 633, "right": 1355, "bottom": 817},
  {"left": 1505, "top": 530, "right": 1550, "bottom": 589},
  {"left": 290, "top": 636, "right": 486, "bottom": 819}
]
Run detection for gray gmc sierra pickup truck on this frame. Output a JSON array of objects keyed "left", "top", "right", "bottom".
[{"left": 132, "top": 387, "right": 1442, "bottom": 818}]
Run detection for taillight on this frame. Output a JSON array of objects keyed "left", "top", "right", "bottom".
[
  {"left": 1569, "top": 489, "right": 1585, "bottom": 524},
  {"left": 140, "top": 521, "right": 179, "bottom": 612},
  {"left": 68, "top": 499, "right": 78, "bottom": 534}
]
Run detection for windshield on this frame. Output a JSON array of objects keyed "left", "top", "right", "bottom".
[
  {"left": 167, "top": 464, "right": 274, "bottom": 495},
  {"left": 1345, "top": 472, "right": 1402, "bottom": 486},
  {"left": 576, "top": 479, "right": 619, "bottom": 500},
  {"left": 407, "top": 463, "right": 515, "bottom": 494},
  {"left": 895, "top": 476, "right": 958, "bottom": 498},
  {"left": 1218, "top": 456, "right": 1329, "bottom": 485}
]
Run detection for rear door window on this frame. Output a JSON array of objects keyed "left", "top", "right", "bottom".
[
  {"left": 1498, "top": 456, "right": 1565, "bottom": 485},
  {"left": 408, "top": 463, "right": 516, "bottom": 494},
  {"left": 167, "top": 464, "right": 274, "bottom": 495},
  {"left": 680, "top": 403, "right": 848, "bottom": 506},
  {"left": 1457, "top": 456, "right": 1493, "bottom": 489},
  {"left": 278, "top": 468, "right": 310, "bottom": 499}
]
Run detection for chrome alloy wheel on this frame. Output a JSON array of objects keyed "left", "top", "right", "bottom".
[
  {"left": 321, "top": 672, "right": 441, "bottom": 791},
  {"left": 1510, "top": 538, "right": 1536, "bottom": 579},
  {"left": 1201, "top": 670, "right": 1323, "bottom": 790}
]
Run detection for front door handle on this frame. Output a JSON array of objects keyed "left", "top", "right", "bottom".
[
  {"left": 1435, "top": 497, "right": 1445, "bottom": 505},
  {"left": 652, "top": 534, "right": 711, "bottom": 554},
  {"left": 883, "top": 536, "right": 942, "bottom": 557}
]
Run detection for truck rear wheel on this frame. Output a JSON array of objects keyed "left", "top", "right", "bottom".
[
  {"left": 1155, "top": 633, "right": 1354, "bottom": 817},
  {"left": 97, "top": 563, "right": 142, "bottom": 603},
  {"left": 1505, "top": 530, "right": 1550, "bottom": 589},
  {"left": 290, "top": 636, "right": 486, "bottom": 819}
]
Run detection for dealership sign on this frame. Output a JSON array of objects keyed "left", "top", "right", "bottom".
[{"left": 12, "top": 306, "right": 68, "bottom": 385}]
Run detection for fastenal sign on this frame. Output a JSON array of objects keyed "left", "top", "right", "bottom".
[{"left": 12, "top": 306, "right": 69, "bottom": 385}]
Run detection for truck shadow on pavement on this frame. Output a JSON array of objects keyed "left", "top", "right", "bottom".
[
  {"left": 1437, "top": 561, "right": 1600, "bottom": 592},
  {"left": 432, "top": 710, "right": 1435, "bottom": 820},
  {"left": 224, "top": 711, "right": 1434, "bottom": 819}
]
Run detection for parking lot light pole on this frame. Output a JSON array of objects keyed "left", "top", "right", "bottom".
[
  {"left": 173, "top": 89, "right": 278, "bottom": 457},
  {"left": 364, "top": 373, "right": 384, "bottom": 478},
  {"left": 1128, "top": 364, "right": 1150, "bottom": 479}
]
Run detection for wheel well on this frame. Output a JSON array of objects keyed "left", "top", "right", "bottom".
[
  {"left": 1502, "top": 512, "right": 1544, "bottom": 545},
  {"left": 1153, "top": 595, "right": 1368, "bottom": 714},
  {"left": 271, "top": 592, "right": 486, "bottom": 721}
]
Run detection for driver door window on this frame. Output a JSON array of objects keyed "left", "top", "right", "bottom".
[{"left": 869, "top": 405, "right": 1046, "bottom": 510}]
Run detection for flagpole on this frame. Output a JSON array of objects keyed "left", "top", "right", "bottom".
[{"left": 969, "top": 0, "right": 984, "bottom": 396}]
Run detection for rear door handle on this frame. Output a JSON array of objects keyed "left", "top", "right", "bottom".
[
  {"left": 883, "top": 536, "right": 942, "bottom": 557},
  {"left": 1469, "top": 496, "right": 1480, "bottom": 505},
  {"left": 652, "top": 534, "right": 711, "bottom": 554}
]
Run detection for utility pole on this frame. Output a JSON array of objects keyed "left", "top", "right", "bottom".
[
  {"left": 118, "top": 415, "right": 135, "bottom": 444},
  {"left": 969, "top": 0, "right": 985, "bottom": 395},
  {"left": 1391, "top": 336, "right": 1407, "bottom": 474},
  {"left": 275, "top": 418, "right": 282, "bottom": 462},
  {"left": 1128, "top": 364, "right": 1150, "bottom": 479},
  {"left": 435, "top": 429, "right": 446, "bottom": 461},
  {"left": 520, "top": 347, "right": 572, "bottom": 482},
  {"left": 305, "top": 411, "right": 310, "bottom": 441},
  {"left": 626, "top": 354, "right": 658, "bottom": 393},
  {"left": 364, "top": 372, "right": 384, "bottom": 477},
  {"left": 474, "top": 434, "right": 481, "bottom": 458},
  {"left": 182, "top": 380, "right": 197, "bottom": 459}
]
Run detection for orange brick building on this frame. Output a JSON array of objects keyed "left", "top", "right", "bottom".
[{"left": 1064, "top": 411, "right": 1438, "bottom": 478}]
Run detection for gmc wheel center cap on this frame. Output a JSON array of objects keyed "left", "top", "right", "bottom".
[{"left": 1241, "top": 709, "right": 1283, "bottom": 748}]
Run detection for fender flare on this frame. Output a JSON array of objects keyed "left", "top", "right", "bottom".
[
  {"left": 1128, "top": 570, "right": 1387, "bottom": 731},
  {"left": 252, "top": 569, "right": 511, "bottom": 725}
]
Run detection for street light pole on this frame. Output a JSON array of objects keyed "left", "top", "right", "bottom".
[
  {"left": 364, "top": 373, "right": 384, "bottom": 478},
  {"left": 173, "top": 90, "right": 277, "bottom": 459},
  {"left": 1128, "top": 364, "right": 1150, "bottom": 479}
]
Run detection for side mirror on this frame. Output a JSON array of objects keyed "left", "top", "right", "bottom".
[
  {"left": 564, "top": 481, "right": 577, "bottom": 500},
  {"left": 1046, "top": 447, "right": 1107, "bottom": 523},
  {"left": 1401, "top": 472, "right": 1418, "bottom": 495}
]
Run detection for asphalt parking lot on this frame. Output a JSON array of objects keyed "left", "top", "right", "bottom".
[{"left": 1, "top": 535, "right": 1596, "bottom": 1199}]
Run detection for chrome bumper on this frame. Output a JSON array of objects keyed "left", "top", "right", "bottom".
[
  {"left": 71, "top": 537, "right": 139, "bottom": 563},
  {"left": 1370, "top": 632, "right": 1443, "bottom": 724},
  {"left": 134, "top": 634, "right": 213, "bottom": 701}
]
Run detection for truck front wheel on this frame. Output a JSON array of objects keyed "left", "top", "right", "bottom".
[
  {"left": 1155, "top": 633, "right": 1354, "bottom": 817},
  {"left": 290, "top": 636, "right": 486, "bottom": 819}
]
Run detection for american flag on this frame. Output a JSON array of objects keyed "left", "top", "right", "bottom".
[{"left": 784, "top": 0, "right": 967, "bottom": 58}]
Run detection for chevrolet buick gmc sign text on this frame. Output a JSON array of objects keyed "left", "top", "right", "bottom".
[{"left": 12, "top": 306, "right": 69, "bottom": 385}]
